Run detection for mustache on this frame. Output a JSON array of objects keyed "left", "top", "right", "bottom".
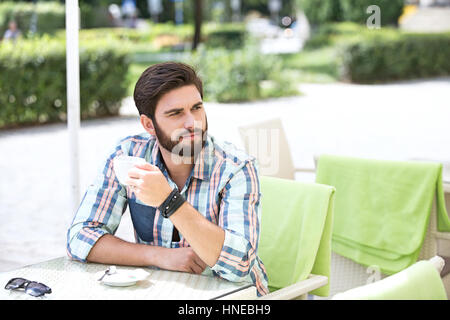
[{"left": 171, "top": 127, "right": 204, "bottom": 140}]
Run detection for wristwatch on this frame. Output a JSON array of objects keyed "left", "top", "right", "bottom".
[{"left": 158, "top": 189, "right": 185, "bottom": 218}]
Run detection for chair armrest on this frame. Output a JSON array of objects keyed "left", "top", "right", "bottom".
[
  {"left": 294, "top": 167, "right": 316, "bottom": 173},
  {"left": 216, "top": 286, "right": 258, "bottom": 300},
  {"left": 434, "top": 231, "right": 450, "bottom": 240},
  {"left": 257, "top": 274, "right": 328, "bottom": 300},
  {"left": 443, "top": 182, "right": 450, "bottom": 194}
]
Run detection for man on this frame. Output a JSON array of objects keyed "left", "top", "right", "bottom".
[
  {"left": 3, "top": 20, "right": 21, "bottom": 42},
  {"left": 66, "top": 62, "right": 269, "bottom": 296},
  {"left": 121, "top": 0, "right": 137, "bottom": 28}
]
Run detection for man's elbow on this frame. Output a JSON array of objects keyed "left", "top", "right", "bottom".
[
  {"left": 211, "top": 251, "right": 253, "bottom": 282},
  {"left": 65, "top": 236, "right": 88, "bottom": 263},
  {"left": 66, "top": 243, "right": 86, "bottom": 263},
  {"left": 66, "top": 228, "right": 91, "bottom": 263}
]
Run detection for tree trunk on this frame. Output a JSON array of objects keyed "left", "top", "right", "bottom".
[{"left": 192, "top": 0, "right": 203, "bottom": 51}]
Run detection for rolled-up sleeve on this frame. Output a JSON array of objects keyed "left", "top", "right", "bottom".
[
  {"left": 211, "top": 160, "right": 269, "bottom": 296},
  {"left": 66, "top": 144, "right": 127, "bottom": 262}
]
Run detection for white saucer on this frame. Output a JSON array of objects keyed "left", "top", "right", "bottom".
[{"left": 95, "top": 268, "right": 149, "bottom": 287}]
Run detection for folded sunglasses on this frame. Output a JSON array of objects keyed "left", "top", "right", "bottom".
[{"left": 4, "top": 277, "right": 52, "bottom": 297}]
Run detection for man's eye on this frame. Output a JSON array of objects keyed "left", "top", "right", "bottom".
[
  {"left": 169, "top": 112, "right": 180, "bottom": 117},
  {"left": 193, "top": 105, "right": 202, "bottom": 110}
]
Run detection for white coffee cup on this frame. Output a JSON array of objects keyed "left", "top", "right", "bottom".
[{"left": 113, "top": 155, "right": 146, "bottom": 185}]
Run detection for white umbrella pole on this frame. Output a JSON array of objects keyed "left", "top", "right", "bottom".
[{"left": 66, "top": 0, "right": 81, "bottom": 223}]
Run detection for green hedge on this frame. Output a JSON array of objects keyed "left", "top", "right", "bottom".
[
  {"left": 339, "top": 32, "right": 450, "bottom": 83},
  {"left": 0, "top": 1, "right": 65, "bottom": 37},
  {"left": 205, "top": 26, "right": 247, "bottom": 50},
  {"left": 304, "top": 22, "right": 399, "bottom": 49},
  {"left": 73, "top": 23, "right": 246, "bottom": 50},
  {"left": 188, "top": 44, "right": 299, "bottom": 103},
  {"left": 296, "top": 0, "right": 404, "bottom": 26},
  {"left": 0, "top": 1, "right": 119, "bottom": 37},
  {"left": 73, "top": 24, "right": 194, "bottom": 43},
  {"left": 0, "top": 36, "right": 131, "bottom": 129}
]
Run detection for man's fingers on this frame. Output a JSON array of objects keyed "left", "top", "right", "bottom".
[
  {"left": 182, "top": 248, "right": 205, "bottom": 274},
  {"left": 135, "top": 162, "right": 159, "bottom": 171},
  {"left": 128, "top": 166, "right": 161, "bottom": 179},
  {"left": 124, "top": 176, "right": 141, "bottom": 188},
  {"left": 188, "top": 265, "right": 196, "bottom": 274},
  {"left": 194, "top": 256, "right": 207, "bottom": 271},
  {"left": 127, "top": 167, "right": 145, "bottom": 178},
  {"left": 189, "top": 263, "right": 203, "bottom": 275},
  {"left": 191, "top": 249, "right": 207, "bottom": 272}
]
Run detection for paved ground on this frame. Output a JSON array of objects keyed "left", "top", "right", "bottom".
[
  {"left": 1, "top": 78, "right": 449, "bottom": 272},
  {"left": 401, "top": 7, "right": 450, "bottom": 33}
]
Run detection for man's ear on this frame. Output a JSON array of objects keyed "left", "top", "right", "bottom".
[{"left": 140, "top": 114, "right": 156, "bottom": 135}]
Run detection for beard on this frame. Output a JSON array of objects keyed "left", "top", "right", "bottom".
[{"left": 153, "top": 116, "right": 208, "bottom": 163}]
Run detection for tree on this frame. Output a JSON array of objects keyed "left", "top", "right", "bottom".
[{"left": 192, "top": 0, "right": 202, "bottom": 50}]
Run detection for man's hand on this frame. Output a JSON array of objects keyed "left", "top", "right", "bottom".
[
  {"left": 158, "top": 247, "right": 207, "bottom": 274},
  {"left": 85, "top": 234, "right": 208, "bottom": 274},
  {"left": 126, "top": 163, "right": 172, "bottom": 207}
]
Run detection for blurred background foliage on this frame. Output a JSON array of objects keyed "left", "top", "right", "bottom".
[
  {"left": 0, "top": 35, "right": 130, "bottom": 129},
  {"left": 296, "top": 0, "right": 404, "bottom": 26},
  {"left": 0, "top": 0, "right": 449, "bottom": 129}
]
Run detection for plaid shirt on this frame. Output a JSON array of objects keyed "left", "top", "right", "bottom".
[{"left": 66, "top": 133, "right": 269, "bottom": 296}]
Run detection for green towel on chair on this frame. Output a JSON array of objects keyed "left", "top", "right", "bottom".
[
  {"left": 332, "top": 260, "right": 448, "bottom": 300},
  {"left": 316, "top": 155, "right": 450, "bottom": 275},
  {"left": 258, "top": 176, "right": 335, "bottom": 297}
]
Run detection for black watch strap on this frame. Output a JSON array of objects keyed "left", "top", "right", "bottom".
[{"left": 159, "top": 189, "right": 185, "bottom": 218}]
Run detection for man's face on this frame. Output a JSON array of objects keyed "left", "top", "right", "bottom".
[{"left": 150, "top": 85, "right": 208, "bottom": 162}]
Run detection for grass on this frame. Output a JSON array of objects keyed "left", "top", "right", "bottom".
[{"left": 277, "top": 46, "right": 340, "bottom": 83}]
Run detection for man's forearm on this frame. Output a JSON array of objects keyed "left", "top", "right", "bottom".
[
  {"left": 125, "top": 163, "right": 225, "bottom": 267},
  {"left": 86, "top": 234, "right": 166, "bottom": 267},
  {"left": 169, "top": 202, "right": 225, "bottom": 267}
]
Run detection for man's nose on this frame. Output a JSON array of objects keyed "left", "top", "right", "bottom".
[{"left": 184, "top": 112, "right": 195, "bottom": 130}]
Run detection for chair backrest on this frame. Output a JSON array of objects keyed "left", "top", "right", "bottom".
[
  {"left": 238, "top": 118, "right": 295, "bottom": 179},
  {"left": 332, "top": 256, "right": 448, "bottom": 300},
  {"left": 314, "top": 154, "right": 450, "bottom": 297},
  {"left": 258, "top": 176, "right": 335, "bottom": 297}
]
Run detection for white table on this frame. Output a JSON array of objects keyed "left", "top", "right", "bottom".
[{"left": 0, "top": 257, "right": 256, "bottom": 300}]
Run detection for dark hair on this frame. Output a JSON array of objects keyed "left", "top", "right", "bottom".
[{"left": 133, "top": 62, "right": 203, "bottom": 119}]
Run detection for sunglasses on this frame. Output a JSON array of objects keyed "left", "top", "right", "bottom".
[{"left": 4, "top": 277, "right": 52, "bottom": 297}]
